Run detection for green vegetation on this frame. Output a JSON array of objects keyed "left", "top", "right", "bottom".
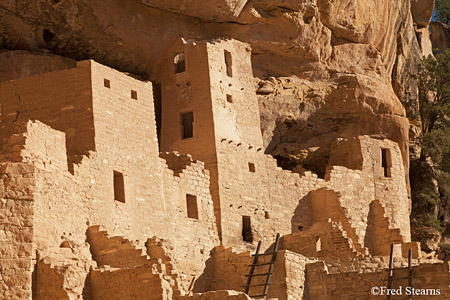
[
  {"left": 416, "top": 49, "right": 450, "bottom": 167},
  {"left": 438, "top": 242, "right": 450, "bottom": 250},
  {"left": 426, "top": 214, "right": 445, "bottom": 233},
  {"left": 410, "top": 49, "right": 450, "bottom": 236},
  {"left": 419, "top": 187, "right": 440, "bottom": 205},
  {"left": 436, "top": 0, "right": 450, "bottom": 24}
]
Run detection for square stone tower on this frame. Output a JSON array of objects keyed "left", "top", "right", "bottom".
[
  {"left": 157, "top": 38, "right": 263, "bottom": 239},
  {"left": 158, "top": 37, "right": 263, "bottom": 155}
]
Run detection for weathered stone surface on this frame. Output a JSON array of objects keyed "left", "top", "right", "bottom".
[
  {"left": 0, "top": 1, "right": 443, "bottom": 299},
  {"left": 430, "top": 21, "right": 450, "bottom": 54},
  {"left": 136, "top": 0, "right": 248, "bottom": 22},
  {"left": 410, "top": 0, "right": 435, "bottom": 28},
  {"left": 0, "top": 50, "right": 76, "bottom": 82},
  {"left": 0, "top": 1, "right": 433, "bottom": 178}
]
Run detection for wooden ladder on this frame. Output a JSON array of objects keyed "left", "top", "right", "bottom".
[
  {"left": 244, "top": 233, "right": 280, "bottom": 299},
  {"left": 386, "top": 243, "right": 414, "bottom": 300}
]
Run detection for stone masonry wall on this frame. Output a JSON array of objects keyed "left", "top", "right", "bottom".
[
  {"left": 0, "top": 62, "right": 95, "bottom": 156},
  {"left": 21, "top": 120, "right": 218, "bottom": 294},
  {"left": 207, "top": 39, "right": 263, "bottom": 149},
  {"left": 0, "top": 56, "right": 220, "bottom": 296},
  {"left": 194, "top": 247, "right": 311, "bottom": 300},
  {"left": 0, "top": 162, "right": 35, "bottom": 300},
  {"left": 90, "top": 266, "right": 172, "bottom": 300},
  {"left": 215, "top": 135, "right": 410, "bottom": 254},
  {"left": 306, "top": 260, "right": 450, "bottom": 299}
]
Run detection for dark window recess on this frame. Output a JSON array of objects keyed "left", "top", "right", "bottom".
[
  {"left": 174, "top": 53, "right": 186, "bottom": 74},
  {"left": 43, "top": 29, "right": 55, "bottom": 43},
  {"left": 181, "top": 112, "right": 194, "bottom": 139},
  {"left": 381, "top": 148, "right": 392, "bottom": 178},
  {"left": 104, "top": 79, "right": 111, "bottom": 88},
  {"left": 113, "top": 171, "right": 125, "bottom": 203},
  {"left": 226, "top": 94, "right": 233, "bottom": 103},
  {"left": 224, "top": 50, "right": 233, "bottom": 77},
  {"left": 131, "top": 90, "right": 138, "bottom": 100},
  {"left": 186, "top": 194, "right": 199, "bottom": 219},
  {"left": 242, "top": 216, "right": 253, "bottom": 243},
  {"left": 152, "top": 82, "right": 162, "bottom": 149},
  {"left": 248, "top": 162, "right": 255, "bottom": 173}
]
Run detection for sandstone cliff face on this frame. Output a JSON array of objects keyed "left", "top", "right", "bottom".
[
  {"left": 0, "top": 0, "right": 434, "bottom": 177},
  {"left": 431, "top": 21, "right": 450, "bottom": 54}
]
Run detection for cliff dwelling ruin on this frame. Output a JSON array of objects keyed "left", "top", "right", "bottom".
[{"left": 0, "top": 0, "right": 449, "bottom": 299}]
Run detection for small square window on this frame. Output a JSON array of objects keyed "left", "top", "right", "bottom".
[
  {"left": 104, "top": 79, "right": 111, "bottom": 88},
  {"left": 248, "top": 163, "right": 255, "bottom": 173},
  {"left": 226, "top": 94, "right": 233, "bottom": 103},
  {"left": 186, "top": 194, "right": 198, "bottom": 219},
  {"left": 113, "top": 171, "right": 125, "bottom": 203},
  {"left": 131, "top": 90, "right": 138, "bottom": 100}
]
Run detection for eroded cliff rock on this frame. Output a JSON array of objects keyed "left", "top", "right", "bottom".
[
  {"left": 431, "top": 21, "right": 450, "bottom": 54},
  {"left": 0, "top": 0, "right": 435, "bottom": 180}
]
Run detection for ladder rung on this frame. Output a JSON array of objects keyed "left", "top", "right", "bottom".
[
  {"left": 245, "top": 272, "right": 272, "bottom": 277},
  {"left": 252, "top": 252, "right": 275, "bottom": 257},
  {"left": 243, "top": 283, "right": 270, "bottom": 287},
  {"left": 248, "top": 262, "right": 272, "bottom": 266}
]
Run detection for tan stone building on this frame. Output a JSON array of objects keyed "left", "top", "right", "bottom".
[{"left": 0, "top": 38, "right": 449, "bottom": 300}]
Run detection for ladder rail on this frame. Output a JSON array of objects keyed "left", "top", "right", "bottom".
[
  {"left": 245, "top": 241, "right": 262, "bottom": 294},
  {"left": 262, "top": 233, "right": 280, "bottom": 297},
  {"left": 245, "top": 233, "right": 280, "bottom": 299},
  {"left": 387, "top": 243, "right": 394, "bottom": 300},
  {"left": 386, "top": 245, "right": 415, "bottom": 300},
  {"left": 408, "top": 248, "right": 413, "bottom": 300}
]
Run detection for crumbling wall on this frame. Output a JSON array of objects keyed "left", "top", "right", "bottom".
[
  {"left": 21, "top": 119, "right": 218, "bottom": 294},
  {"left": 90, "top": 266, "right": 173, "bottom": 300},
  {"left": 215, "top": 135, "right": 410, "bottom": 254},
  {"left": 280, "top": 221, "right": 361, "bottom": 259},
  {"left": 0, "top": 60, "right": 220, "bottom": 297},
  {"left": 194, "top": 247, "right": 310, "bottom": 300},
  {"left": 87, "top": 226, "right": 179, "bottom": 300},
  {"left": 33, "top": 243, "right": 93, "bottom": 300},
  {"left": 160, "top": 152, "right": 197, "bottom": 176}
]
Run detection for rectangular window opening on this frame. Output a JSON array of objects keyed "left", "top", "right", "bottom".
[
  {"left": 174, "top": 52, "right": 186, "bottom": 74},
  {"left": 181, "top": 112, "right": 194, "bottom": 139},
  {"left": 186, "top": 194, "right": 199, "bottom": 219},
  {"left": 224, "top": 50, "right": 233, "bottom": 77},
  {"left": 226, "top": 94, "right": 233, "bottom": 103},
  {"left": 104, "top": 78, "right": 111, "bottom": 88},
  {"left": 248, "top": 162, "right": 255, "bottom": 173},
  {"left": 242, "top": 216, "right": 253, "bottom": 243},
  {"left": 131, "top": 90, "right": 138, "bottom": 100},
  {"left": 381, "top": 148, "right": 392, "bottom": 178},
  {"left": 113, "top": 171, "right": 125, "bottom": 203}
]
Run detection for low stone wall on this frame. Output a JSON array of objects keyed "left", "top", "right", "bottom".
[
  {"left": 91, "top": 266, "right": 172, "bottom": 300},
  {"left": 194, "top": 247, "right": 313, "bottom": 300},
  {"left": 306, "top": 260, "right": 450, "bottom": 299}
]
